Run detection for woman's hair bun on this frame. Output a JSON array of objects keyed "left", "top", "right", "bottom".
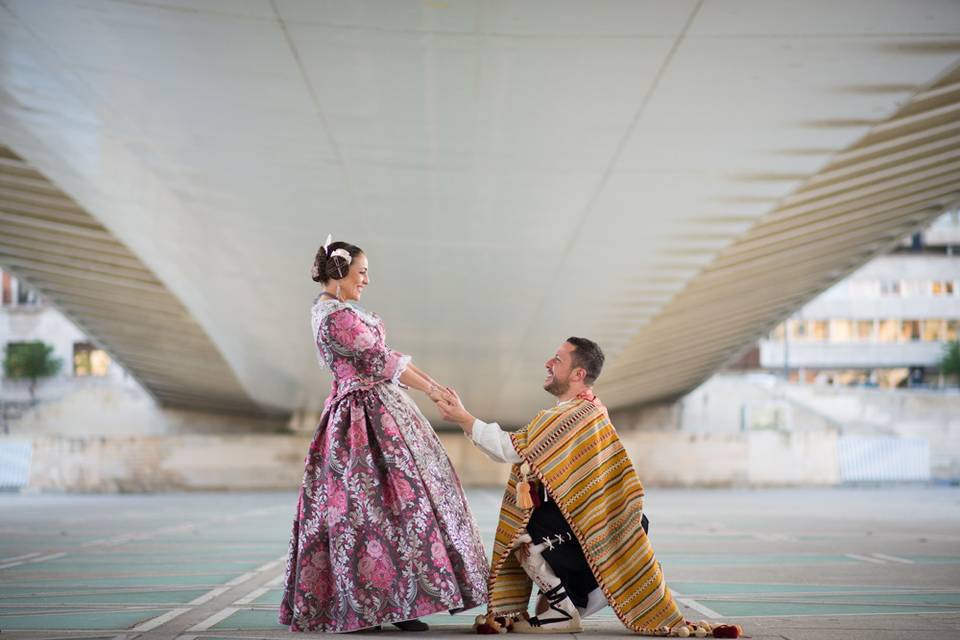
[
  {"left": 325, "top": 252, "right": 350, "bottom": 281},
  {"left": 311, "top": 240, "right": 362, "bottom": 284},
  {"left": 311, "top": 247, "right": 326, "bottom": 282}
]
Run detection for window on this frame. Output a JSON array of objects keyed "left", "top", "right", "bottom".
[
  {"left": 1, "top": 270, "right": 40, "bottom": 307},
  {"left": 73, "top": 342, "right": 110, "bottom": 377},
  {"left": 905, "top": 281, "right": 932, "bottom": 297},
  {"left": 922, "top": 320, "right": 944, "bottom": 342},
  {"left": 899, "top": 320, "right": 921, "bottom": 342},
  {"left": 789, "top": 320, "right": 807, "bottom": 340},
  {"left": 880, "top": 280, "right": 901, "bottom": 296},
  {"left": 855, "top": 320, "right": 875, "bottom": 341},
  {"left": 947, "top": 320, "right": 959, "bottom": 341},
  {"left": 878, "top": 319, "right": 898, "bottom": 343},
  {"left": 1, "top": 271, "right": 11, "bottom": 306},
  {"left": 932, "top": 281, "right": 956, "bottom": 296},
  {"left": 16, "top": 286, "right": 38, "bottom": 306},
  {"left": 829, "top": 319, "right": 853, "bottom": 343},
  {"left": 809, "top": 320, "right": 829, "bottom": 342}
]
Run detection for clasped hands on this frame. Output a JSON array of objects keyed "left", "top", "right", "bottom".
[{"left": 427, "top": 384, "right": 472, "bottom": 428}]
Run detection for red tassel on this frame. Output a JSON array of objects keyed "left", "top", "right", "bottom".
[
  {"left": 713, "top": 624, "right": 742, "bottom": 638},
  {"left": 530, "top": 481, "right": 542, "bottom": 509}
]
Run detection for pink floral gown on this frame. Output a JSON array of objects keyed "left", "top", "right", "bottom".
[{"left": 279, "top": 296, "right": 489, "bottom": 632}]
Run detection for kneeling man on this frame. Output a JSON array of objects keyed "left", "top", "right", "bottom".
[{"left": 438, "top": 337, "right": 685, "bottom": 635}]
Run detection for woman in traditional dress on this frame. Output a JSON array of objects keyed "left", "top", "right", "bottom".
[{"left": 279, "top": 238, "right": 489, "bottom": 633}]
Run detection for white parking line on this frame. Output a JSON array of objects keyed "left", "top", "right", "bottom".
[
  {"left": 752, "top": 533, "right": 798, "bottom": 542},
  {"left": 676, "top": 597, "right": 723, "bottom": 619},
  {"left": 255, "top": 558, "right": 284, "bottom": 573},
  {"left": 845, "top": 553, "right": 887, "bottom": 564},
  {"left": 225, "top": 572, "right": 256, "bottom": 586},
  {"left": 131, "top": 607, "right": 190, "bottom": 631},
  {"left": 872, "top": 553, "right": 914, "bottom": 564},
  {"left": 0, "top": 560, "right": 27, "bottom": 569},
  {"left": 188, "top": 607, "right": 238, "bottom": 631},
  {"left": 0, "top": 552, "right": 40, "bottom": 562},
  {"left": 234, "top": 586, "right": 270, "bottom": 605},
  {"left": 189, "top": 586, "right": 230, "bottom": 605},
  {"left": 0, "top": 551, "right": 66, "bottom": 570},
  {"left": 266, "top": 573, "right": 285, "bottom": 587}
]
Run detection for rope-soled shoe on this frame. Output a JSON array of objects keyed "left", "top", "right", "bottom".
[{"left": 511, "top": 584, "right": 583, "bottom": 634}]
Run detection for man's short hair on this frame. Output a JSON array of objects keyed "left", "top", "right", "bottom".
[{"left": 566, "top": 337, "right": 605, "bottom": 385}]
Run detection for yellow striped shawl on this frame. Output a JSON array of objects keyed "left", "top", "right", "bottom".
[{"left": 487, "top": 399, "right": 684, "bottom": 634}]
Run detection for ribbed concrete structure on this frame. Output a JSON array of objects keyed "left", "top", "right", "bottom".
[
  {"left": 600, "top": 66, "right": 960, "bottom": 407},
  {"left": 0, "top": 145, "right": 271, "bottom": 415},
  {"left": 0, "top": 1, "right": 958, "bottom": 424}
]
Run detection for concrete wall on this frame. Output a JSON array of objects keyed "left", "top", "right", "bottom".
[
  {"left": 7, "top": 381, "right": 287, "bottom": 437},
  {"left": 8, "top": 428, "right": 840, "bottom": 493},
  {"left": 620, "top": 430, "right": 840, "bottom": 488},
  {"left": 776, "top": 383, "right": 960, "bottom": 479},
  {"left": 10, "top": 431, "right": 511, "bottom": 493},
  {"left": 6, "top": 373, "right": 957, "bottom": 492}
]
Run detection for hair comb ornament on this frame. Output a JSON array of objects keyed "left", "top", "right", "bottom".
[{"left": 330, "top": 248, "right": 352, "bottom": 264}]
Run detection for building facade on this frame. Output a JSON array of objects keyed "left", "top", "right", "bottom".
[
  {"left": 1, "top": 269, "right": 140, "bottom": 406},
  {"left": 759, "top": 212, "right": 960, "bottom": 388}
]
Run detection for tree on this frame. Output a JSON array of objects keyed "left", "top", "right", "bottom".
[
  {"left": 3, "top": 341, "right": 62, "bottom": 403},
  {"left": 941, "top": 340, "right": 960, "bottom": 387}
]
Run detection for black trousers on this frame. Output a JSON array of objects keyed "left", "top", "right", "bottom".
[
  {"left": 525, "top": 490, "right": 597, "bottom": 608},
  {"left": 525, "top": 486, "right": 650, "bottom": 610}
]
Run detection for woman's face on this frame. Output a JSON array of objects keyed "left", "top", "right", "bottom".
[{"left": 339, "top": 252, "right": 369, "bottom": 301}]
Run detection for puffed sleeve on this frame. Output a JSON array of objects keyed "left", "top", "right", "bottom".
[{"left": 322, "top": 306, "right": 411, "bottom": 384}]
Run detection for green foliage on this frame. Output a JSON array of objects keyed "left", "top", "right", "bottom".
[
  {"left": 3, "top": 341, "right": 62, "bottom": 400},
  {"left": 941, "top": 340, "right": 960, "bottom": 381}
]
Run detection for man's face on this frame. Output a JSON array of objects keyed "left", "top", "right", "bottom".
[{"left": 544, "top": 342, "right": 579, "bottom": 397}]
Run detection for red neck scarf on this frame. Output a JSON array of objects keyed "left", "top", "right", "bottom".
[{"left": 574, "top": 388, "right": 607, "bottom": 415}]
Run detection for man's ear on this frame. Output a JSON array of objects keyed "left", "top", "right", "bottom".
[{"left": 573, "top": 367, "right": 587, "bottom": 383}]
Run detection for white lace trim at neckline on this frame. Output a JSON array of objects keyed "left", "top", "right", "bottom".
[{"left": 311, "top": 295, "right": 379, "bottom": 328}]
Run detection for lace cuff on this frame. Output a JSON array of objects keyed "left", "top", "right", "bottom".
[{"left": 391, "top": 354, "right": 412, "bottom": 385}]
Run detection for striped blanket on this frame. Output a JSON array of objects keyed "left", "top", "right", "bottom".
[{"left": 487, "top": 398, "right": 684, "bottom": 634}]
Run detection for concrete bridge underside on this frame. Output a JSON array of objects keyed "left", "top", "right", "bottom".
[{"left": 1, "top": 1, "right": 959, "bottom": 424}]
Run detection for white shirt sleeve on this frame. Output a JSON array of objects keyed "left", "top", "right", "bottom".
[{"left": 471, "top": 419, "right": 523, "bottom": 464}]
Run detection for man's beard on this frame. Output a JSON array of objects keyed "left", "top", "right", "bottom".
[{"left": 544, "top": 374, "right": 570, "bottom": 397}]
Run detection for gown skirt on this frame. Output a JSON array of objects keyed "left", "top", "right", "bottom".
[{"left": 279, "top": 381, "right": 489, "bottom": 632}]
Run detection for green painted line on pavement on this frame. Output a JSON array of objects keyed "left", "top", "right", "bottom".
[
  {"left": 658, "top": 553, "right": 862, "bottom": 566},
  {"left": 0, "top": 588, "right": 210, "bottom": 605},
  {"left": 904, "top": 556, "right": 960, "bottom": 564},
  {"left": 0, "top": 607, "right": 171, "bottom": 630},
  {"left": 8, "top": 574, "right": 242, "bottom": 587},
  {"left": 9, "top": 560, "right": 264, "bottom": 572},
  {"left": 699, "top": 599, "right": 960, "bottom": 617},
  {"left": 775, "top": 592, "right": 960, "bottom": 606},
  {"left": 253, "top": 588, "right": 284, "bottom": 606},
  {"left": 671, "top": 581, "right": 915, "bottom": 595},
  {"left": 212, "top": 608, "right": 286, "bottom": 630}
]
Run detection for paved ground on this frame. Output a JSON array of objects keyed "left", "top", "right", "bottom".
[{"left": 0, "top": 487, "right": 958, "bottom": 640}]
